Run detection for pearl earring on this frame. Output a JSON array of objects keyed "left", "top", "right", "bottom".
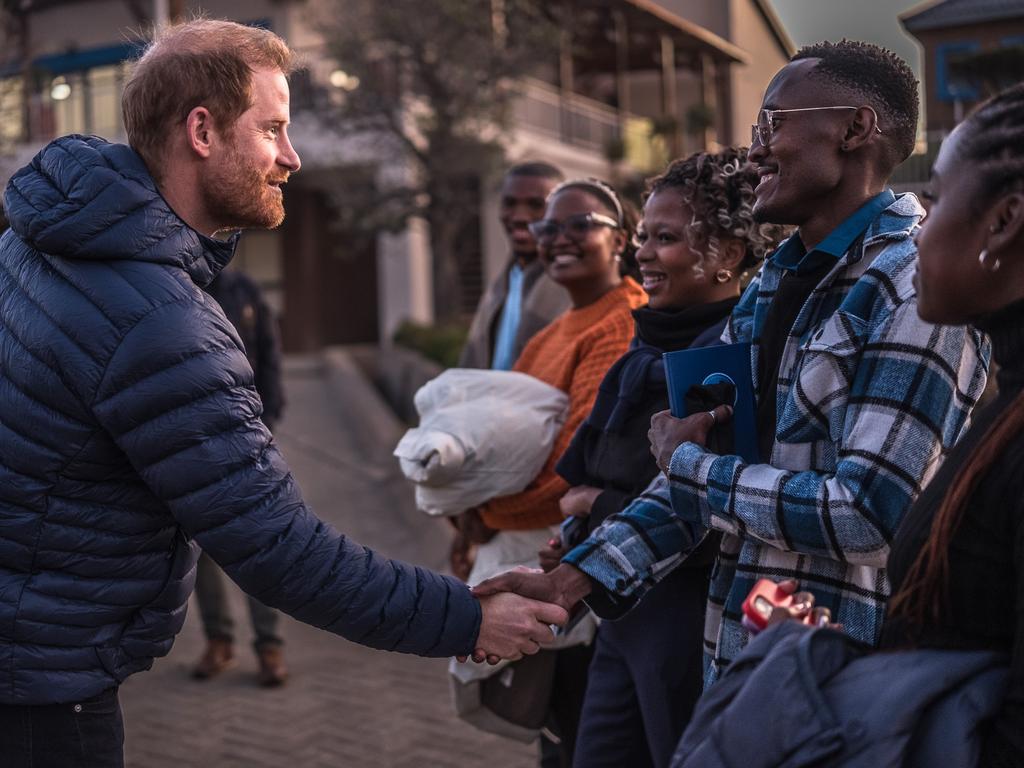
[{"left": 978, "top": 249, "right": 1002, "bottom": 273}]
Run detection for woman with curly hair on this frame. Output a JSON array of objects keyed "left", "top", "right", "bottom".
[{"left": 544, "top": 149, "right": 786, "bottom": 768}]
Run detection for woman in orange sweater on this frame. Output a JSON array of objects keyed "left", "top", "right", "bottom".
[
  {"left": 479, "top": 179, "right": 646, "bottom": 532},
  {"left": 463, "top": 178, "right": 645, "bottom": 765}
]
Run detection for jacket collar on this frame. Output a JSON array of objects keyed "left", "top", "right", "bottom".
[{"left": 4, "top": 135, "right": 237, "bottom": 288}]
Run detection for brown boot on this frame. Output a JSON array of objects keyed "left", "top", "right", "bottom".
[
  {"left": 192, "top": 637, "right": 235, "bottom": 680},
  {"left": 256, "top": 645, "right": 288, "bottom": 687}
]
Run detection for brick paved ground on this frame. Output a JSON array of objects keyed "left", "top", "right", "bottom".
[{"left": 120, "top": 351, "right": 536, "bottom": 768}]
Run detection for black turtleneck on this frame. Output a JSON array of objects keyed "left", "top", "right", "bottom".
[{"left": 881, "top": 298, "right": 1024, "bottom": 768}]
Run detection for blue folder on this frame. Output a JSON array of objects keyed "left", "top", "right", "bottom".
[{"left": 662, "top": 341, "right": 760, "bottom": 464}]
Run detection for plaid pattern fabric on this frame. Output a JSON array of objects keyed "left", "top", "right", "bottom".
[{"left": 564, "top": 194, "right": 991, "bottom": 686}]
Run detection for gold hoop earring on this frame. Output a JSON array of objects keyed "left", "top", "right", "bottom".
[
  {"left": 979, "top": 248, "right": 1002, "bottom": 273},
  {"left": 714, "top": 269, "right": 733, "bottom": 284}
]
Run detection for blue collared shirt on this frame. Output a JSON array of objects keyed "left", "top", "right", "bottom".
[
  {"left": 491, "top": 263, "right": 524, "bottom": 370},
  {"left": 770, "top": 189, "right": 897, "bottom": 275}
]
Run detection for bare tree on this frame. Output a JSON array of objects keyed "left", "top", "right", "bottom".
[{"left": 319, "top": 0, "right": 557, "bottom": 321}]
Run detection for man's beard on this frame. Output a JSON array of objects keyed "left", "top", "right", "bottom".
[{"left": 202, "top": 144, "right": 287, "bottom": 231}]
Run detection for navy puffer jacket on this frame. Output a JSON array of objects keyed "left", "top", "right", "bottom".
[{"left": 0, "top": 135, "right": 481, "bottom": 704}]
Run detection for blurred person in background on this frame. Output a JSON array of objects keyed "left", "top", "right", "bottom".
[{"left": 192, "top": 268, "right": 288, "bottom": 686}]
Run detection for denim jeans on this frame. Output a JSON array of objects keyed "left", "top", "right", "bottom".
[
  {"left": 194, "top": 551, "right": 282, "bottom": 648},
  {"left": 0, "top": 687, "right": 124, "bottom": 768}
]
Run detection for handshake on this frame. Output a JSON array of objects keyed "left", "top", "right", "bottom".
[{"left": 461, "top": 564, "right": 594, "bottom": 664}]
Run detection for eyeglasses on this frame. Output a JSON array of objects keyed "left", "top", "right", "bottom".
[
  {"left": 750, "top": 105, "right": 882, "bottom": 148},
  {"left": 528, "top": 212, "right": 621, "bottom": 242}
]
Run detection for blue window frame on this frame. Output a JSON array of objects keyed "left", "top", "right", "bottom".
[{"left": 935, "top": 41, "right": 980, "bottom": 102}]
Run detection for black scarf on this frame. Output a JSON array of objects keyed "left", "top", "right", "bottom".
[{"left": 589, "top": 298, "right": 738, "bottom": 434}]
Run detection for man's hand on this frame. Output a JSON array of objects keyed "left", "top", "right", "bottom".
[
  {"left": 756, "top": 579, "right": 838, "bottom": 634},
  {"left": 473, "top": 563, "right": 593, "bottom": 614},
  {"left": 462, "top": 591, "right": 568, "bottom": 665},
  {"left": 648, "top": 404, "right": 732, "bottom": 473},
  {"left": 559, "top": 486, "right": 601, "bottom": 518}
]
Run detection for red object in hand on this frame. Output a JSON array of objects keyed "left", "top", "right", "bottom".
[{"left": 741, "top": 578, "right": 797, "bottom": 631}]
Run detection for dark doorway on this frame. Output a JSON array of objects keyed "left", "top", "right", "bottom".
[{"left": 280, "top": 182, "right": 379, "bottom": 351}]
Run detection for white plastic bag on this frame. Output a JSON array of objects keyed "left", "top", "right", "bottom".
[{"left": 393, "top": 369, "right": 568, "bottom": 516}]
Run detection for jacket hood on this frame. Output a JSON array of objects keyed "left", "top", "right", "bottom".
[{"left": 3, "top": 134, "right": 235, "bottom": 287}]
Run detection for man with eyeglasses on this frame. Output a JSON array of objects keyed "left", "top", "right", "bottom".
[{"left": 474, "top": 40, "right": 990, "bottom": 692}]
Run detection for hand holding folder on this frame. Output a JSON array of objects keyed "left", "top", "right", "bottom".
[{"left": 661, "top": 342, "right": 760, "bottom": 464}]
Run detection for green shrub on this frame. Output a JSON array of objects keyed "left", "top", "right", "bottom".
[{"left": 392, "top": 320, "right": 469, "bottom": 368}]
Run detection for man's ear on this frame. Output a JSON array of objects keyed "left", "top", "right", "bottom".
[
  {"left": 186, "top": 107, "right": 214, "bottom": 159},
  {"left": 986, "top": 192, "right": 1024, "bottom": 260},
  {"left": 841, "top": 105, "right": 880, "bottom": 152}
]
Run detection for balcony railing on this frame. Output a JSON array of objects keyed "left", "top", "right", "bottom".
[{"left": 513, "top": 77, "right": 662, "bottom": 171}]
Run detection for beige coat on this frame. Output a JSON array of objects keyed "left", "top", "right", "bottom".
[{"left": 458, "top": 258, "right": 570, "bottom": 369}]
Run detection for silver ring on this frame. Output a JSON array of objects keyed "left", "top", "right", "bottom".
[{"left": 707, "top": 409, "right": 717, "bottom": 427}]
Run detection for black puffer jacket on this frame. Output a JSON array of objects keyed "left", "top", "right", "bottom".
[{"left": 0, "top": 136, "right": 480, "bottom": 705}]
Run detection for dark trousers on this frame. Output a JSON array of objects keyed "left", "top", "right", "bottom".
[
  {"left": 0, "top": 687, "right": 124, "bottom": 768},
  {"left": 194, "top": 551, "right": 282, "bottom": 648},
  {"left": 540, "top": 643, "right": 594, "bottom": 768},
  {"left": 573, "top": 566, "right": 709, "bottom": 768}
]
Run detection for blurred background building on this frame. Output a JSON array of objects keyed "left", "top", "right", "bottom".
[
  {"left": 892, "top": 0, "right": 1024, "bottom": 188},
  {"left": 6, "top": 1, "right": 1017, "bottom": 356}
]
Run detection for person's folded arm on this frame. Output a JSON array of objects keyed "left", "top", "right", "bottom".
[{"left": 666, "top": 299, "right": 988, "bottom": 567}]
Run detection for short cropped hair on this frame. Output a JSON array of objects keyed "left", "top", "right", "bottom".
[
  {"left": 505, "top": 161, "right": 564, "bottom": 182},
  {"left": 122, "top": 19, "right": 294, "bottom": 178},
  {"left": 792, "top": 40, "right": 919, "bottom": 167}
]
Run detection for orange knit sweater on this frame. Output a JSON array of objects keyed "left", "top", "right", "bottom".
[{"left": 479, "top": 277, "right": 647, "bottom": 530}]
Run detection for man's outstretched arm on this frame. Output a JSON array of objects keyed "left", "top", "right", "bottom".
[{"left": 91, "top": 300, "right": 564, "bottom": 659}]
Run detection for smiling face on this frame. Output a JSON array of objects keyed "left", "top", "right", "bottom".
[
  {"left": 537, "top": 187, "right": 624, "bottom": 290},
  {"left": 201, "top": 67, "right": 301, "bottom": 230},
  {"left": 636, "top": 188, "right": 737, "bottom": 310},
  {"left": 747, "top": 59, "right": 851, "bottom": 228},
  {"left": 499, "top": 174, "right": 559, "bottom": 261}
]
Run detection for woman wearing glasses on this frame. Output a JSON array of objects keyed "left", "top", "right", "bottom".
[
  {"left": 461, "top": 178, "right": 644, "bottom": 765},
  {"left": 545, "top": 150, "right": 785, "bottom": 768}
]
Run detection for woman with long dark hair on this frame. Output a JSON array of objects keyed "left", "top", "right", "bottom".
[{"left": 880, "top": 82, "right": 1024, "bottom": 766}]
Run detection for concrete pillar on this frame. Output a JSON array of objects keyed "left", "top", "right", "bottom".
[
  {"left": 700, "top": 53, "right": 718, "bottom": 149},
  {"left": 377, "top": 218, "right": 434, "bottom": 344},
  {"left": 660, "top": 33, "right": 681, "bottom": 158}
]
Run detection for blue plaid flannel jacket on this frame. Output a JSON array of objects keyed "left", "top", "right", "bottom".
[{"left": 563, "top": 193, "right": 991, "bottom": 686}]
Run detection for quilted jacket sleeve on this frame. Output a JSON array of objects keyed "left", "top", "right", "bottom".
[{"left": 90, "top": 296, "right": 481, "bottom": 657}]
